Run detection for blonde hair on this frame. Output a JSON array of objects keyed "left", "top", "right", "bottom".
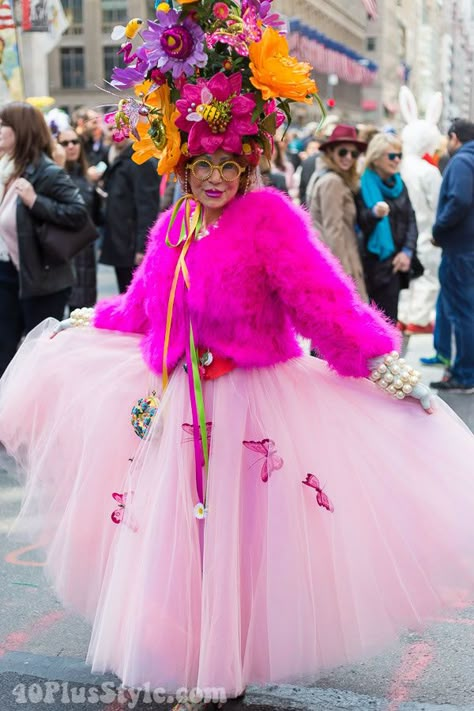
[{"left": 364, "top": 133, "right": 402, "bottom": 171}]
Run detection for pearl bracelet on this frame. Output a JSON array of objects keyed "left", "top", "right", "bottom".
[
  {"left": 369, "top": 350, "right": 420, "bottom": 400},
  {"left": 69, "top": 307, "right": 94, "bottom": 327}
]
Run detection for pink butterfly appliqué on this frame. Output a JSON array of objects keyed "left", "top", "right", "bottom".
[
  {"left": 111, "top": 492, "right": 138, "bottom": 532},
  {"left": 181, "top": 422, "right": 213, "bottom": 446},
  {"left": 242, "top": 438, "right": 284, "bottom": 482},
  {"left": 302, "top": 474, "right": 334, "bottom": 512}
]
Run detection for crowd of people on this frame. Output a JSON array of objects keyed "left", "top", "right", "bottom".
[{"left": 279, "top": 113, "right": 474, "bottom": 394}]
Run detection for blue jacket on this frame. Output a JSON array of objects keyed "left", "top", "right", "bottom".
[{"left": 432, "top": 140, "right": 474, "bottom": 252}]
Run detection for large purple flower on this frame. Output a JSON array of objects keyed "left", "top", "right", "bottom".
[
  {"left": 141, "top": 10, "right": 207, "bottom": 79},
  {"left": 176, "top": 72, "right": 258, "bottom": 155}
]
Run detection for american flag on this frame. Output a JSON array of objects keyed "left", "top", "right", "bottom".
[
  {"left": 288, "top": 33, "right": 377, "bottom": 86},
  {"left": 0, "top": 0, "right": 15, "bottom": 31},
  {"left": 361, "top": 0, "right": 378, "bottom": 19}
]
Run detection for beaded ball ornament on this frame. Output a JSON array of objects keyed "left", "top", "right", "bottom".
[{"left": 130, "top": 393, "right": 159, "bottom": 438}]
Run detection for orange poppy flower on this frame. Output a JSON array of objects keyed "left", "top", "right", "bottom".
[
  {"left": 248, "top": 27, "right": 317, "bottom": 104},
  {"left": 132, "top": 83, "right": 181, "bottom": 175}
]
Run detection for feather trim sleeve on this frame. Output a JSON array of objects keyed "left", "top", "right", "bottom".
[{"left": 256, "top": 190, "right": 400, "bottom": 377}]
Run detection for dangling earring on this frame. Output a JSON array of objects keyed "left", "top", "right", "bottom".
[
  {"left": 244, "top": 168, "right": 252, "bottom": 195},
  {"left": 184, "top": 168, "right": 189, "bottom": 196}
]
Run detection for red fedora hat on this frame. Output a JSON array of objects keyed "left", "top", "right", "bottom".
[{"left": 319, "top": 124, "right": 367, "bottom": 152}]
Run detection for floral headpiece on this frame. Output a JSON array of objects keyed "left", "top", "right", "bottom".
[{"left": 106, "top": 0, "right": 321, "bottom": 175}]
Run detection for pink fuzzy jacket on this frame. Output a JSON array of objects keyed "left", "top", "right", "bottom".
[{"left": 94, "top": 188, "right": 400, "bottom": 378}]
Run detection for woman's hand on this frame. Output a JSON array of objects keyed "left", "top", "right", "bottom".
[
  {"left": 410, "top": 382, "right": 434, "bottom": 414},
  {"left": 392, "top": 251, "right": 411, "bottom": 273},
  {"left": 15, "top": 178, "right": 37, "bottom": 209},
  {"left": 372, "top": 201, "right": 390, "bottom": 218}
]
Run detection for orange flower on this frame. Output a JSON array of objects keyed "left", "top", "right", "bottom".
[
  {"left": 248, "top": 27, "right": 317, "bottom": 104},
  {"left": 175, "top": 0, "right": 198, "bottom": 3},
  {"left": 132, "top": 83, "right": 181, "bottom": 175},
  {"left": 158, "top": 106, "right": 181, "bottom": 175}
]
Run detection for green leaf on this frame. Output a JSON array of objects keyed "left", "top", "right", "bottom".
[{"left": 260, "top": 111, "right": 277, "bottom": 135}]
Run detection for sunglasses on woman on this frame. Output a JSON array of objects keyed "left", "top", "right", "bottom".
[
  {"left": 189, "top": 159, "right": 245, "bottom": 182},
  {"left": 387, "top": 152, "right": 403, "bottom": 160},
  {"left": 336, "top": 147, "right": 360, "bottom": 159},
  {"left": 59, "top": 139, "right": 80, "bottom": 147}
]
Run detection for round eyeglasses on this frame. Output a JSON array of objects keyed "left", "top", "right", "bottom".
[{"left": 189, "top": 159, "right": 245, "bottom": 182}]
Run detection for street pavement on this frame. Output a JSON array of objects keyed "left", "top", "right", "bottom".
[{"left": 0, "top": 265, "right": 473, "bottom": 710}]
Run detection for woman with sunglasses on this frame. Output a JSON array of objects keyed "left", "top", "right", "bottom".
[
  {"left": 1, "top": 9, "right": 473, "bottom": 710},
  {"left": 356, "top": 132, "right": 419, "bottom": 324},
  {"left": 0, "top": 102, "right": 88, "bottom": 378},
  {"left": 308, "top": 124, "right": 368, "bottom": 299},
  {"left": 58, "top": 128, "right": 101, "bottom": 312}
]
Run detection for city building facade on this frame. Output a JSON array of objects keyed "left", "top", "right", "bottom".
[{"left": 47, "top": 0, "right": 155, "bottom": 114}]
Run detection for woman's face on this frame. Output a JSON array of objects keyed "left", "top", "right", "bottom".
[
  {"left": 329, "top": 142, "right": 359, "bottom": 172},
  {"left": 373, "top": 144, "right": 402, "bottom": 180},
  {"left": 187, "top": 149, "right": 244, "bottom": 214},
  {"left": 0, "top": 118, "right": 16, "bottom": 156},
  {"left": 58, "top": 130, "right": 81, "bottom": 163}
]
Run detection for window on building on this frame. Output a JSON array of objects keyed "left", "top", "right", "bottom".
[
  {"left": 63, "top": 0, "right": 83, "bottom": 34},
  {"left": 60, "top": 48, "right": 85, "bottom": 88},
  {"left": 103, "top": 46, "right": 126, "bottom": 83},
  {"left": 101, "top": 0, "right": 127, "bottom": 34},
  {"left": 367, "top": 37, "right": 376, "bottom": 51}
]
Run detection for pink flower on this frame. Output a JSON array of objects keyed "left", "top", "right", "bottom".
[
  {"left": 176, "top": 72, "right": 258, "bottom": 155},
  {"left": 213, "top": 2, "right": 229, "bottom": 19}
]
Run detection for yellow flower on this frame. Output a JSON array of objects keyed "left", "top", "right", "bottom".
[
  {"left": 248, "top": 27, "right": 317, "bottom": 104},
  {"left": 131, "top": 83, "right": 181, "bottom": 175},
  {"left": 175, "top": 0, "right": 198, "bottom": 3},
  {"left": 131, "top": 120, "right": 159, "bottom": 166},
  {"left": 26, "top": 96, "right": 55, "bottom": 110}
]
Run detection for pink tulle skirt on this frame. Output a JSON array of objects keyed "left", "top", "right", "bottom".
[{"left": 1, "top": 319, "right": 474, "bottom": 695}]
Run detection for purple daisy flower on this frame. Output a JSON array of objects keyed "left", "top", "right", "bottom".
[{"left": 141, "top": 10, "right": 208, "bottom": 80}]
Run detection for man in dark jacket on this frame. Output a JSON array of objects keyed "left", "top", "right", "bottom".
[
  {"left": 430, "top": 119, "right": 474, "bottom": 393},
  {"left": 100, "top": 140, "right": 161, "bottom": 293}
]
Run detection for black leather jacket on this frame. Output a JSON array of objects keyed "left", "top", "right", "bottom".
[{"left": 17, "top": 154, "right": 88, "bottom": 298}]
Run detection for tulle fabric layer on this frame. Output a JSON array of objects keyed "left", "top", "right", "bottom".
[{"left": 1, "top": 319, "right": 474, "bottom": 695}]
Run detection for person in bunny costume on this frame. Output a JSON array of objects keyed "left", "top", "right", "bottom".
[{"left": 397, "top": 87, "right": 443, "bottom": 334}]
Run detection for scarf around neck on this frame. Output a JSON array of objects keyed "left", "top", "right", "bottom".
[{"left": 360, "top": 168, "right": 404, "bottom": 261}]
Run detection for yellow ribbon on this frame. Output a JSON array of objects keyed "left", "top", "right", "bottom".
[{"left": 162, "top": 194, "right": 202, "bottom": 390}]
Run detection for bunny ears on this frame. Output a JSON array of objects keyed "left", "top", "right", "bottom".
[{"left": 399, "top": 86, "right": 443, "bottom": 126}]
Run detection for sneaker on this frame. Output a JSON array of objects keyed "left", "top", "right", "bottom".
[
  {"left": 420, "top": 353, "right": 451, "bottom": 367},
  {"left": 405, "top": 323, "right": 434, "bottom": 334},
  {"left": 430, "top": 376, "right": 474, "bottom": 393}
]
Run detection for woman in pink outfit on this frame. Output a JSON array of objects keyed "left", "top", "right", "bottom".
[{"left": 1, "top": 4, "right": 474, "bottom": 711}]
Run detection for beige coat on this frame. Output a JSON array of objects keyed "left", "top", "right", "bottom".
[{"left": 308, "top": 170, "right": 368, "bottom": 300}]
